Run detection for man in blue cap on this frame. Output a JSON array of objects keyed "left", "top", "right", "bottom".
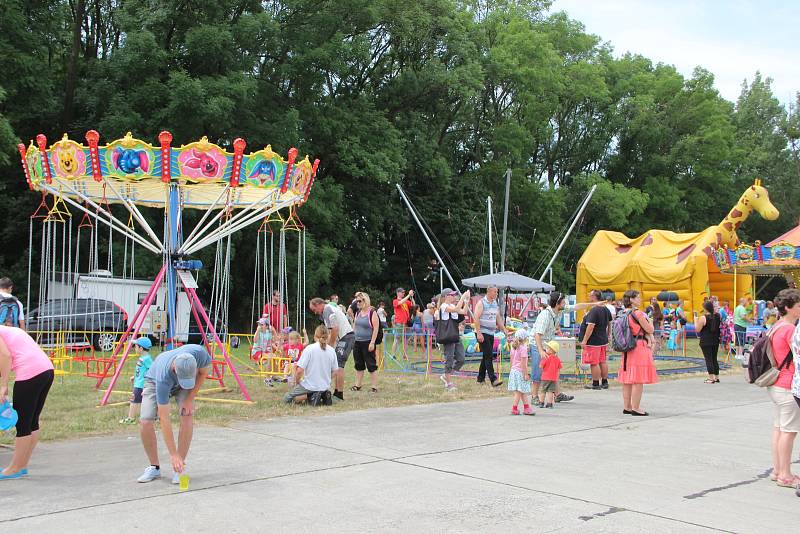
[{"left": 136, "top": 344, "right": 211, "bottom": 484}]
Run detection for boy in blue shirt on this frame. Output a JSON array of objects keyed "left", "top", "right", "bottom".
[{"left": 120, "top": 337, "right": 154, "bottom": 424}]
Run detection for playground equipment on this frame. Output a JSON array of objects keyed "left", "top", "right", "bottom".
[
  {"left": 18, "top": 132, "right": 318, "bottom": 404},
  {"left": 576, "top": 180, "right": 779, "bottom": 315}
]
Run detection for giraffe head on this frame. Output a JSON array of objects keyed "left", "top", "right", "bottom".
[{"left": 740, "top": 178, "right": 779, "bottom": 221}]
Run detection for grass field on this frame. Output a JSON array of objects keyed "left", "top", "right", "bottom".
[{"left": 1, "top": 336, "right": 737, "bottom": 445}]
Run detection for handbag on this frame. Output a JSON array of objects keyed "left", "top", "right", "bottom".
[{"left": 434, "top": 310, "right": 460, "bottom": 344}]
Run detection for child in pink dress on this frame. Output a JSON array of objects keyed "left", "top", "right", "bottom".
[{"left": 507, "top": 330, "right": 534, "bottom": 415}]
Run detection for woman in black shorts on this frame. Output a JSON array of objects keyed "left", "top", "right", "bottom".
[{"left": 0, "top": 325, "right": 55, "bottom": 479}]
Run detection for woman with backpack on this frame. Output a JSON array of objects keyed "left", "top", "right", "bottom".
[
  {"left": 617, "top": 290, "right": 658, "bottom": 416},
  {"left": 437, "top": 288, "right": 470, "bottom": 391},
  {"left": 695, "top": 300, "right": 722, "bottom": 384},
  {"left": 765, "top": 288, "right": 800, "bottom": 488},
  {"left": 350, "top": 292, "right": 381, "bottom": 393}
]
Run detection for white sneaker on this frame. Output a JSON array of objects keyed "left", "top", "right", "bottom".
[{"left": 137, "top": 466, "right": 161, "bottom": 483}]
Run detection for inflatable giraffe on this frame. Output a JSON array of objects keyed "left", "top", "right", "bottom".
[
  {"left": 715, "top": 178, "right": 779, "bottom": 248},
  {"left": 576, "top": 179, "right": 779, "bottom": 314}
]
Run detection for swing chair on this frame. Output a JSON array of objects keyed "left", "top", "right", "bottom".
[
  {"left": 234, "top": 205, "right": 308, "bottom": 382},
  {"left": 19, "top": 132, "right": 319, "bottom": 406}
]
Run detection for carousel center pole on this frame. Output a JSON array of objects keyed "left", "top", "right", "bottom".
[{"left": 166, "top": 182, "right": 180, "bottom": 349}]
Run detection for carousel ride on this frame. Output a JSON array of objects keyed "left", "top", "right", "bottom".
[
  {"left": 712, "top": 221, "right": 800, "bottom": 292},
  {"left": 18, "top": 131, "right": 318, "bottom": 404}
]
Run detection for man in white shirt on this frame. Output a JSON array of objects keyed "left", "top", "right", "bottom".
[{"left": 0, "top": 278, "right": 25, "bottom": 330}]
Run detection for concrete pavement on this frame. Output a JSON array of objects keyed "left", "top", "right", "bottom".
[{"left": 1, "top": 376, "right": 796, "bottom": 533}]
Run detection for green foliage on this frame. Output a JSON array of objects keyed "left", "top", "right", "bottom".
[{"left": 0, "top": 0, "right": 797, "bottom": 330}]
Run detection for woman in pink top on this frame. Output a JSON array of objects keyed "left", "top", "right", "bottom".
[
  {"left": 766, "top": 289, "right": 800, "bottom": 488},
  {"left": 0, "top": 325, "right": 54, "bottom": 480}
]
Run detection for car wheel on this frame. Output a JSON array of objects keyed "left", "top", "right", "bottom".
[{"left": 94, "top": 330, "right": 117, "bottom": 352}]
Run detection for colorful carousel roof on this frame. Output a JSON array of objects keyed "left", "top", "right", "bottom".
[{"left": 18, "top": 131, "right": 318, "bottom": 210}]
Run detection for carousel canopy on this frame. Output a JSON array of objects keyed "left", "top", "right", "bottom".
[{"left": 19, "top": 131, "right": 318, "bottom": 210}]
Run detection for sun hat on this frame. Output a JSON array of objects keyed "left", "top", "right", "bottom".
[
  {"left": 513, "top": 329, "right": 528, "bottom": 341},
  {"left": 174, "top": 353, "right": 198, "bottom": 390},
  {"left": 258, "top": 318, "right": 268, "bottom": 326},
  {"left": 545, "top": 340, "right": 560, "bottom": 354},
  {"left": 133, "top": 337, "right": 152, "bottom": 350},
  {"left": 0, "top": 400, "right": 18, "bottom": 432}
]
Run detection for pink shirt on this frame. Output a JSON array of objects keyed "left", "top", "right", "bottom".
[
  {"left": 771, "top": 322, "right": 795, "bottom": 390},
  {"left": 510, "top": 345, "right": 528, "bottom": 373},
  {"left": 0, "top": 325, "right": 53, "bottom": 381}
]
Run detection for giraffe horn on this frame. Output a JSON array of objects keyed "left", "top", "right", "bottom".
[{"left": 754, "top": 178, "right": 761, "bottom": 186}]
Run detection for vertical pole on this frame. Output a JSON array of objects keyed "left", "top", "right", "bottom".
[
  {"left": 488, "top": 196, "right": 494, "bottom": 274},
  {"left": 500, "top": 169, "right": 511, "bottom": 273},
  {"left": 425, "top": 332, "right": 432, "bottom": 378},
  {"left": 166, "top": 184, "right": 180, "bottom": 349},
  {"left": 185, "top": 285, "right": 252, "bottom": 401},
  {"left": 99, "top": 266, "right": 167, "bottom": 404}
]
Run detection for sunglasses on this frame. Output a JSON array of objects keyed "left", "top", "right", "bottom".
[{"left": 356, "top": 299, "right": 364, "bottom": 303}]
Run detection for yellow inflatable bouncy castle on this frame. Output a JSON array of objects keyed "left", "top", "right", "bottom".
[{"left": 576, "top": 180, "right": 779, "bottom": 315}]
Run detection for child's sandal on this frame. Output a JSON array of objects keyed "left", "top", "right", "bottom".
[{"left": 350, "top": 385, "right": 362, "bottom": 391}]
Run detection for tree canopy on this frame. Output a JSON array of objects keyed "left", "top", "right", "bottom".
[{"left": 0, "top": 0, "right": 797, "bottom": 329}]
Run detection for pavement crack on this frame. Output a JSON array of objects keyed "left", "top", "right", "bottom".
[
  {"left": 391, "top": 458, "right": 735, "bottom": 533},
  {"left": 578, "top": 506, "right": 626, "bottom": 521},
  {"left": 684, "top": 461, "right": 799, "bottom": 500},
  {"left": 0, "top": 459, "right": 383, "bottom": 524}
]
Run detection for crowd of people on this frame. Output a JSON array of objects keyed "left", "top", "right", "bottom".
[{"left": 2, "top": 274, "right": 799, "bottom": 493}]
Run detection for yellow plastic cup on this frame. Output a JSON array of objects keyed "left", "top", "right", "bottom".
[{"left": 179, "top": 474, "right": 190, "bottom": 491}]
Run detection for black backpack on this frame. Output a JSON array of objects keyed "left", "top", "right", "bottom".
[
  {"left": 746, "top": 326, "right": 792, "bottom": 385},
  {"left": 370, "top": 308, "right": 384, "bottom": 345}
]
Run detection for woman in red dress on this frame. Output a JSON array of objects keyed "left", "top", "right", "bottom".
[{"left": 618, "top": 290, "right": 658, "bottom": 416}]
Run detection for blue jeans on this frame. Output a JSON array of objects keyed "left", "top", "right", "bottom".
[{"left": 529, "top": 344, "right": 542, "bottom": 383}]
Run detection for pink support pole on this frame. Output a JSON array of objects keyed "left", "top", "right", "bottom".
[
  {"left": 186, "top": 293, "right": 224, "bottom": 387},
  {"left": 98, "top": 266, "right": 167, "bottom": 404},
  {"left": 95, "top": 266, "right": 167, "bottom": 388},
  {"left": 184, "top": 286, "right": 252, "bottom": 401}
]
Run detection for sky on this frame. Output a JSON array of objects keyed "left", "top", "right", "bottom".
[{"left": 549, "top": 0, "right": 799, "bottom": 106}]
